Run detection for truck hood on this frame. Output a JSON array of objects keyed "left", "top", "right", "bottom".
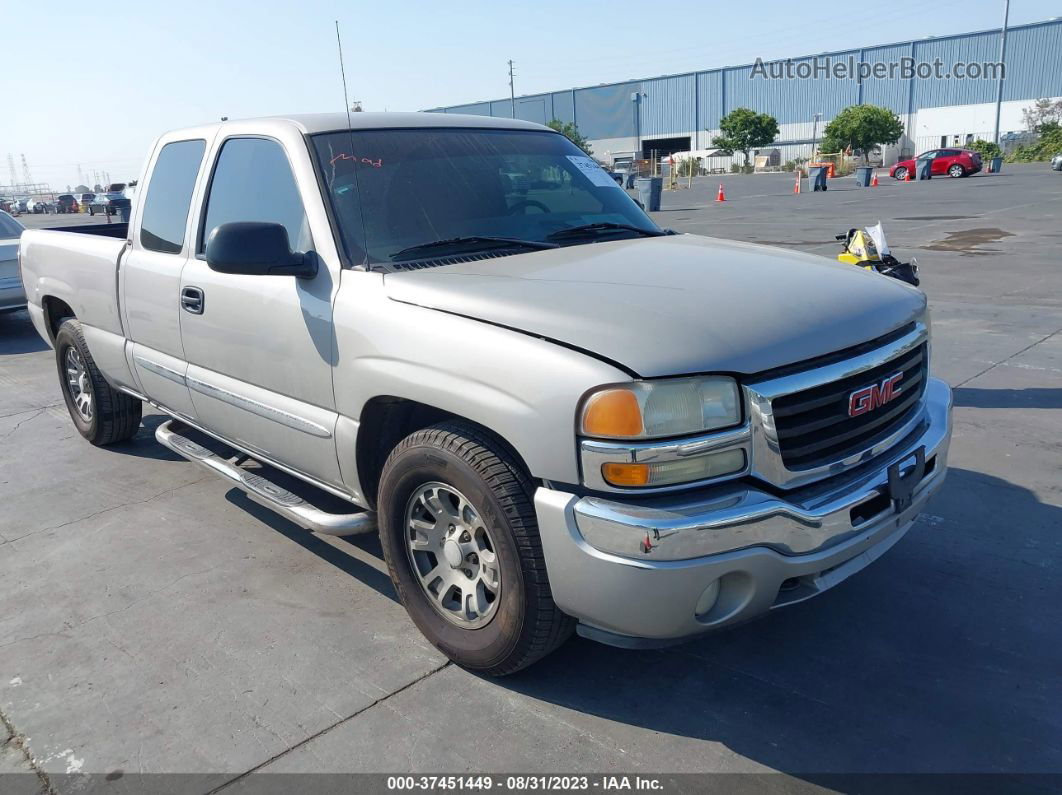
[{"left": 383, "top": 234, "right": 926, "bottom": 378}]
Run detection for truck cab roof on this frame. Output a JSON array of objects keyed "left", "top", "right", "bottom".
[{"left": 165, "top": 111, "right": 548, "bottom": 140}]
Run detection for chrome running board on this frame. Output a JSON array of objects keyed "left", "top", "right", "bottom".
[{"left": 156, "top": 419, "right": 376, "bottom": 537}]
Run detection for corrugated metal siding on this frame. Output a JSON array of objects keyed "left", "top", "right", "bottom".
[
  {"left": 1003, "top": 22, "right": 1062, "bottom": 101},
  {"left": 639, "top": 74, "right": 696, "bottom": 136},
  {"left": 513, "top": 94, "right": 551, "bottom": 125},
  {"left": 860, "top": 43, "right": 913, "bottom": 113},
  {"left": 427, "top": 20, "right": 1062, "bottom": 141},
  {"left": 696, "top": 71, "right": 724, "bottom": 131},
  {"left": 726, "top": 52, "right": 861, "bottom": 124},
  {"left": 489, "top": 100, "right": 511, "bottom": 118},
  {"left": 551, "top": 91, "right": 576, "bottom": 123},
  {"left": 574, "top": 82, "right": 639, "bottom": 139},
  {"left": 910, "top": 33, "right": 998, "bottom": 109},
  {"left": 443, "top": 102, "right": 492, "bottom": 117}
]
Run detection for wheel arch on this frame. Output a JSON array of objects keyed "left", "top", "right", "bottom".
[
  {"left": 41, "top": 295, "right": 76, "bottom": 342},
  {"left": 355, "top": 395, "right": 534, "bottom": 510}
]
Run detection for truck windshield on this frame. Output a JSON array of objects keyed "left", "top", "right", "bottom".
[{"left": 311, "top": 128, "right": 660, "bottom": 268}]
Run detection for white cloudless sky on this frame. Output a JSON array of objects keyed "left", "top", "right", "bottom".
[{"left": 2, "top": 0, "right": 1056, "bottom": 189}]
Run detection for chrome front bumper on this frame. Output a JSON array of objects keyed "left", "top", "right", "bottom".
[{"left": 535, "top": 377, "right": 952, "bottom": 645}]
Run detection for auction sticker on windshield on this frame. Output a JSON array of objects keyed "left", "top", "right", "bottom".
[{"left": 567, "top": 155, "right": 621, "bottom": 188}]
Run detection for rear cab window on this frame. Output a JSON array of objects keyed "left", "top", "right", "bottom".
[{"left": 139, "top": 139, "right": 207, "bottom": 253}]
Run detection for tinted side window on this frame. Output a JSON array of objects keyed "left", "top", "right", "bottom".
[
  {"left": 201, "top": 138, "right": 311, "bottom": 253},
  {"left": 139, "top": 139, "right": 206, "bottom": 254}
]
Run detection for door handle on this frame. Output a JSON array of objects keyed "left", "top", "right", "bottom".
[{"left": 181, "top": 286, "right": 205, "bottom": 314}]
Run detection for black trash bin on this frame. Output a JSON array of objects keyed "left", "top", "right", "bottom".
[
  {"left": 807, "top": 166, "right": 828, "bottom": 191},
  {"left": 990, "top": 156, "right": 1003, "bottom": 173},
  {"left": 635, "top": 177, "right": 663, "bottom": 211},
  {"left": 917, "top": 158, "right": 932, "bottom": 180},
  {"left": 855, "top": 166, "right": 873, "bottom": 187}
]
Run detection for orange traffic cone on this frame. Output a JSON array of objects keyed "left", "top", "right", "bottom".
[
  {"left": 716, "top": 183, "right": 726, "bottom": 202},
  {"left": 871, "top": 173, "right": 879, "bottom": 187},
  {"left": 794, "top": 172, "right": 801, "bottom": 194},
  {"left": 905, "top": 168, "right": 912, "bottom": 182}
]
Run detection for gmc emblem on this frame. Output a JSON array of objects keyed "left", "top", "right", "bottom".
[{"left": 848, "top": 372, "right": 904, "bottom": 417}]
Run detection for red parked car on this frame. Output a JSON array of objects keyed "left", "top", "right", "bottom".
[{"left": 890, "top": 148, "right": 982, "bottom": 180}]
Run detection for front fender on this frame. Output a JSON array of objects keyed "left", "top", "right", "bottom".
[{"left": 332, "top": 272, "right": 629, "bottom": 487}]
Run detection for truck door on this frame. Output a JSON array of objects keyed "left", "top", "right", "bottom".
[
  {"left": 178, "top": 133, "right": 343, "bottom": 488},
  {"left": 121, "top": 135, "right": 211, "bottom": 418}
]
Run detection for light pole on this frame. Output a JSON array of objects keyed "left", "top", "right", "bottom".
[
  {"left": 811, "top": 112, "right": 822, "bottom": 159},
  {"left": 992, "top": 0, "right": 1010, "bottom": 145}
]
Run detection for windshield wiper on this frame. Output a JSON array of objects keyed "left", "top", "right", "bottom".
[
  {"left": 390, "top": 236, "right": 558, "bottom": 262},
  {"left": 545, "top": 222, "right": 666, "bottom": 242}
]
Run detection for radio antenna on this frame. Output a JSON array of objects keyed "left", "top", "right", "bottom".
[
  {"left": 333, "top": 20, "right": 369, "bottom": 270},
  {"left": 336, "top": 20, "right": 353, "bottom": 130}
]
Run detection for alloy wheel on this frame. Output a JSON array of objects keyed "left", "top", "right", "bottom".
[
  {"left": 64, "top": 347, "right": 93, "bottom": 422},
  {"left": 404, "top": 482, "right": 501, "bottom": 628}
]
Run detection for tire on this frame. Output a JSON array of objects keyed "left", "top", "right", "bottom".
[
  {"left": 377, "top": 422, "right": 574, "bottom": 676},
  {"left": 894, "top": 167, "right": 908, "bottom": 180},
  {"left": 948, "top": 164, "right": 966, "bottom": 178},
  {"left": 55, "top": 318, "right": 142, "bottom": 445}
]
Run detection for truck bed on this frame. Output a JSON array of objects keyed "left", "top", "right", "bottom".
[
  {"left": 44, "top": 221, "right": 129, "bottom": 239},
  {"left": 18, "top": 225, "right": 129, "bottom": 340}
]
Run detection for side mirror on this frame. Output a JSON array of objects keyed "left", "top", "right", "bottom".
[{"left": 205, "top": 222, "right": 317, "bottom": 278}]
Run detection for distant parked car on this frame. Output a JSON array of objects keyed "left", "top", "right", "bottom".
[
  {"left": 0, "top": 210, "right": 26, "bottom": 314},
  {"left": 27, "top": 198, "right": 51, "bottom": 214},
  {"left": 10, "top": 198, "right": 30, "bottom": 214},
  {"left": 1051, "top": 154, "right": 1062, "bottom": 171},
  {"left": 75, "top": 192, "right": 96, "bottom": 211},
  {"left": 890, "top": 148, "right": 982, "bottom": 179},
  {"left": 55, "top": 194, "right": 79, "bottom": 213},
  {"left": 88, "top": 185, "right": 131, "bottom": 217}
]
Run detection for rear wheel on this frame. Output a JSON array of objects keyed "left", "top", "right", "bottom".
[
  {"left": 948, "top": 164, "right": 966, "bottom": 178},
  {"left": 894, "top": 167, "right": 908, "bottom": 180},
  {"left": 377, "top": 422, "right": 574, "bottom": 675},
  {"left": 55, "top": 319, "right": 142, "bottom": 445}
]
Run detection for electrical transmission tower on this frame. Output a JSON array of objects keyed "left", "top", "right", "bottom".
[
  {"left": 6, "top": 154, "right": 16, "bottom": 187},
  {"left": 20, "top": 154, "right": 33, "bottom": 186}
]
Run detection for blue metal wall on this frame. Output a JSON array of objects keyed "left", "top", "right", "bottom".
[{"left": 430, "top": 20, "right": 1062, "bottom": 140}]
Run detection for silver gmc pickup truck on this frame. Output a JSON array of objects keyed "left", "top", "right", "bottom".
[{"left": 19, "top": 113, "right": 952, "bottom": 674}]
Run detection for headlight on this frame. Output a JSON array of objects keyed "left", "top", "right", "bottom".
[{"left": 580, "top": 376, "right": 741, "bottom": 440}]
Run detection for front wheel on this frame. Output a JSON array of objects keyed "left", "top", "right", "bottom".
[
  {"left": 948, "top": 164, "right": 966, "bottom": 178},
  {"left": 377, "top": 422, "right": 574, "bottom": 675},
  {"left": 894, "top": 167, "right": 908, "bottom": 180},
  {"left": 55, "top": 319, "right": 142, "bottom": 445}
]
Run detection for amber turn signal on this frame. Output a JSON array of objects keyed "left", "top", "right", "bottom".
[
  {"left": 600, "top": 462, "right": 651, "bottom": 487},
  {"left": 582, "top": 389, "right": 643, "bottom": 438}
]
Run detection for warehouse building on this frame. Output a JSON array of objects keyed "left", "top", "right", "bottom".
[{"left": 427, "top": 19, "right": 1062, "bottom": 167}]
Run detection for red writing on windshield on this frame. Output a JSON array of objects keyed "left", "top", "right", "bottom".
[{"left": 329, "top": 153, "right": 383, "bottom": 168}]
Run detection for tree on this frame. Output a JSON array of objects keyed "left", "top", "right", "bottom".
[
  {"left": 820, "top": 104, "right": 904, "bottom": 163},
  {"left": 711, "top": 108, "right": 779, "bottom": 167},
  {"left": 965, "top": 139, "right": 1002, "bottom": 159},
  {"left": 547, "top": 119, "right": 592, "bottom": 155},
  {"left": 1021, "top": 98, "right": 1062, "bottom": 132}
]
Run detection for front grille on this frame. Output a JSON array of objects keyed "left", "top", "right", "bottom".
[{"left": 772, "top": 342, "right": 927, "bottom": 470}]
